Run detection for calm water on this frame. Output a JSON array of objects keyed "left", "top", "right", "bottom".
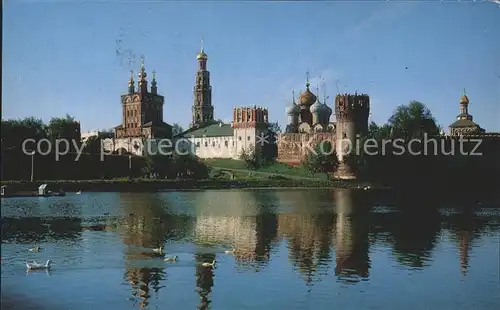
[{"left": 1, "top": 189, "right": 500, "bottom": 310}]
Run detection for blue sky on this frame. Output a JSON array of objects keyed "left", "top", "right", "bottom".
[{"left": 3, "top": 1, "right": 500, "bottom": 132}]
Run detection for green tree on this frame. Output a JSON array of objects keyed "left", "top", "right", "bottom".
[
  {"left": 260, "top": 122, "right": 280, "bottom": 165},
  {"left": 48, "top": 114, "right": 78, "bottom": 139},
  {"left": 368, "top": 121, "right": 392, "bottom": 140},
  {"left": 1, "top": 117, "right": 47, "bottom": 150},
  {"left": 172, "top": 123, "right": 184, "bottom": 136},
  {"left": 171, "top": 153, "right": 208, "bottom": 179},
  {"left": 48, "top": 114, "right": 81, "bottom": 153},
  {"left": 388, "top": 101, "right": 439, "bottom": 139},
  {"left": 301, "top": 141, "right": 339, "bottom": 176},
  {"left": 239, "top": 145, "right": 260, "bottom": 170}
]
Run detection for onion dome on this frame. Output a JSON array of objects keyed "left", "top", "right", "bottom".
[
  {"left": 323, "top": 102, "right": 332, "bottom": 118},
  {"left": 460, "top": 88, "right": 469, "bottom": 104},
  {"left": 286, "top": 103, "right": 300, "bottom": 115},
  {"left": 197, "top": 50, "right": 208, "bottom": 60},
  {"left": 197, "top": 37, "right": 208, "bottom": 60},
  {"left": 299, "top": 83, "right": 317, "bottom": 107},
  {"left": 310, "top": 97, "right": 323, "bottom": 114},
  {"left": 286, "top": 91, "right": 301, "bottom": 115}
]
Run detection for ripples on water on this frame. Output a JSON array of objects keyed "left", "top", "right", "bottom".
[{"left": 1, "top": 189, "right": 500, "bottom": 310}]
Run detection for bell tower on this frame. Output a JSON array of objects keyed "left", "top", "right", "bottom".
[{"left": 192, "top": 37, "right": 214, "bottom": 128}]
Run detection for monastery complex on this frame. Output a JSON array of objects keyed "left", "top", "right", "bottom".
[{"left": 99, "top": 39, "right": 496, "bottom": 179}]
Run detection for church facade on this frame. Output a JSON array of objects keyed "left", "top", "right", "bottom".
[
  {"left": 277, "top": 81, "right": 370, "bottom": 179},
  {"left": 103, "top": 57, "right": 173, "bottom": 156}
]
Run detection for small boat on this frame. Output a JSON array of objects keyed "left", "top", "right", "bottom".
[{"left": 26, "top": 259, "right": 52, "bottom": 270}]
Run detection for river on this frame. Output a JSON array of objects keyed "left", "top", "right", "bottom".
[{"left": 1, "top": 189, "right": 500, "bottom": 309}]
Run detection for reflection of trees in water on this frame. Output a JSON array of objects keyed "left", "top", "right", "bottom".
[
  {"left": 334, "top": 190, "right": 370, "bottom": 283},
  {"left": 277, "top": 189, "right": 335, "bottom": 285},
  {"left": 252, "top": 190, "right": 279, "bottom": 265},
  {"left": 388, "top": 208, "right": 441, "bottom": 269},
  {"left": 365, "top": 205, "right": 500, "bottom": 276},
  {"left": 195, "top": 253, "right": 216, "bottom": 310},
  {"left": 254, "top": 212, "right": 278, "bottom": 264},
  {"left": 1, "top": 217, "right": 82, "bottom": 243}
]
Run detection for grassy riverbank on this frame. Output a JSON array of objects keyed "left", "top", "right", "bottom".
[{"left": 0, "top": 178, "right": 375, "bottom": 193}]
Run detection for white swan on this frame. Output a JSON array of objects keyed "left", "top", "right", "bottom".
[
  {"left": 363, "top": 186, "right": 371, "bottom": 190},
  {"left": 224, "top": 249, "right": 235, "bottom": 254},
  {"left": 26, "top": 259, "right": 52, "bottom": 270},
  {"left": 76, "top": 191, "right": 81, "bottom": 195},
  {"left": 28, "top": 245, "right": 41, "bottom": 252},
  {"left": 201, "top": 260, "right": 216, "bottom": 268},
  {"left": 164, "top": 255, "right": 178, "bottom": 262},
  {"left": 152, "top": 246, "right": 164, "bottom": 253}
]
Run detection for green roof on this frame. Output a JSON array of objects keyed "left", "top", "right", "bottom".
[
  {"left": 180, "top": 123, "right": 234, "bottom": 138},
  {"left": 449, "top": 119, "right": 480, "bottom": 128}
]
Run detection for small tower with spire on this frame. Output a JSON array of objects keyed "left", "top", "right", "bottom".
[
  {"left": 448, "top": 88, "right": 482, "bottom": 136},
  {"left": 128, "top": 70, "right": 135, "bottom": 94},
  {"left": 138, "top": 55, "right": 148, "bottom": 94},
  {"left": 192, "top": 37, "right": 214, "bottom": 128},
  {"left": 459, "top": 88, "right": 469, "bottom": 115},
  {"left": 151, "top": 70, "right": 158, "bottom": 95}
]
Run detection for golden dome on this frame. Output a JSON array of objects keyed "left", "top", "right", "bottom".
[
  {"left": 460, "top": 95, "right": 469, "bottom": 104},
  {"left": 197, "top": 51, "right": 208, "bottom": 60},
  {"left": 299, "top": 84, "right": 317, "bottom": 107}
]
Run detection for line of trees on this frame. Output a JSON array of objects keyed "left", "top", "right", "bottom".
[{"left": 1, "top": 116, "right": 209, "bottom": 181}]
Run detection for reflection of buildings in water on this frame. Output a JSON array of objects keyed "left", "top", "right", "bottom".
[
  {"left": 124, "top": 267, "right": 165, "bottom": 309},
  {"left": 275, "top": 190, "right": 335, "bottom": 284},
  {"left": 193, "top": 190, "right": 277, "bottom": 267},
  {"left": 334, "top": 189, "right": 370, "bottom": 281},
  {"left": 117, "top": 193, "right": 195, "bottom": 247},
  {"left": 195, "top": 253, "right": 216, "bottom": 310},
  {"left": 448, "top": 212, "right": 483, "bottom": 276},
  {"left": 118, "top": 193, "right": 170, "bottom": 308},
  {"left": 456, "top": 230, "right": 471, "bottom": 275}
]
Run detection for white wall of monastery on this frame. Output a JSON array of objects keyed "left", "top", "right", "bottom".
[{"left": 189, "top": 136, "right": 237, "bottom": 159}]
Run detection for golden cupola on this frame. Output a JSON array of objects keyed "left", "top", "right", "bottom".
[
  {"left": 197, "top": 37, "right": 208, "bottom": 60},
  {"left": 299, "top": 82, "right": 317, "bottom": 107},
  {"left": 460, "top": 88, "right": 469, "bottom": 104},
  {"left": 197, "top": 50, "right": 208, "bottom": 60}
]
